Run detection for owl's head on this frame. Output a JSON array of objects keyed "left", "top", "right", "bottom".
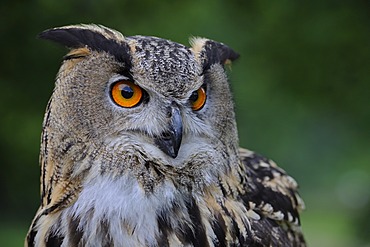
[{"left": 40, "top": 24, "right": 239, "bottom": 172}]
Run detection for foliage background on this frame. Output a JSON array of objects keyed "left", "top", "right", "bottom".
[{"left": 0, "top": 0, "right": 369, "bottom": 246}]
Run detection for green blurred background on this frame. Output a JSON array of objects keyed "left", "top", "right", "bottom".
[{"left": 1, "top": 0, "right": 369, "bottom": 246}]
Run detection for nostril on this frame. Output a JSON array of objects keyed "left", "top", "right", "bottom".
[
  {"left": 161, "top": 131, "right": 172, "bottom": 140},
  {"left": 166, "top": 108, "right": 172, "bottom": 118}
]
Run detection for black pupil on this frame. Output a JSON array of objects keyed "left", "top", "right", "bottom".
[
  {"left": 189, "top": 90, "right": 199, "bottom": 102},
  {"left": 121, "top": 85, "right": 134, "bottom": 99}
]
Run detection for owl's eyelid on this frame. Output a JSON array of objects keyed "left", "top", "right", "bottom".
[
  {"left": 195, "top": 83, "right": 207, "bottom": 93},
  {"left": 185, "top": 83, "right": 207, "bottom": 103},
  {"left": 108, "top": 74, "right": 131, "bottom": 85}
]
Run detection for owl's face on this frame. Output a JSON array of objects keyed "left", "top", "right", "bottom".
[{"left": 42, "top": 25, "right": 239, "bottom": 172}]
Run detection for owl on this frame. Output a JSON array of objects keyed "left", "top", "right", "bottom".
[{"left": 26, "top": 24, "right": 305, "bottom": 247}]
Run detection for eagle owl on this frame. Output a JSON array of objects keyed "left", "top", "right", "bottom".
[{"left": 26, "top": 24, "right": 305, "bottom": 247}]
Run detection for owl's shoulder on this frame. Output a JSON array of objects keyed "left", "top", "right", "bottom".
[
  {"left": 235, "top": 147, "right": 306, "bottom": 246},
  {"left": 238, "top": 147, "right": 305, "bottom": 222}
]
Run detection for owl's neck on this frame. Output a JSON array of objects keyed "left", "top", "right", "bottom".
[{"left": 60, "top": 173, "right": 193, "bottom": 246}]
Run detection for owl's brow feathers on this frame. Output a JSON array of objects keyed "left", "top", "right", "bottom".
[{"left": 39, "top": 25, "right": 239, "bottom": 74}]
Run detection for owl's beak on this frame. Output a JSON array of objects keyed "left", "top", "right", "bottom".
[{"left": 154, "top": 107, "right": 183, "bottom": 158}]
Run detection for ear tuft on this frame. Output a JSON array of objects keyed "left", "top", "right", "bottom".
[
  {"left": 190, "top": 37, "right": 239, "bottom": 71},
  {"left": 38, "top": 24, "right": 131, "bottom": 64},
  {"left": 38, "top": 24, "right": 125, "bottom": 49}
]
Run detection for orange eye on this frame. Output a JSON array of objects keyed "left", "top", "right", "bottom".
[
  {"left": 189, "top": 87, "right": 206, "bottom": 111},
  {"left": 111, "top": 80, "right": 143, "bottom": 108}
]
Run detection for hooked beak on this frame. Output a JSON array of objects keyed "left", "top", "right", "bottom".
[{"left": 154, "top": 107, "right": 183, "bottom": 158}]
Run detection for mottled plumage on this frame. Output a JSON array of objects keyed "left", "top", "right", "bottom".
[{"left": 26, "top": 24, "right": 305, "bottom": 247}]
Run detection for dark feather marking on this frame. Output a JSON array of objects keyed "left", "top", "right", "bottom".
[
  {"left": 68, "top": 217, "right": 83, "bottom": 246},
  {"left": 211, "top": 213, "right": 227, "bottom": 247},
  {"left": 46, "top": 234, "right": 63, "bottom": 247},
  {"left": 63, "top": 54, "right": 88, "bottom": 60},
  {"left": 39, "top": 27, "right": 132, "bottom": 76},
  {"left": 45, "top": 216, "right": 64, "bottom": 247},
  {"left": 219, "top": 204, "right": 247, "bottom": 246},
  {"left": 46, "top": 178, "right": 53, "bottom": 205},
  {"left": 201, "top": 40, "right": 239, "bottom": 71},
  {"left": 218, "top": 195, "right": 265, "bottom": 246},
  {"left": 241, "top": 153, "right": 301, "bottom": 223},
  {"left": 245, "top": 182, "right": 298, "bottom": 220},
  {"left": 250, "top": 218, "right": 292, "bottom": 247},
  {"left": 100, "top": 220, "right": 112, "bottom": 247},
  {"left": 177, "top": 219, "right": 194, "bottom": 244},
  {"left": 178, "top": 197, "right": 209, "bottom": 247},
  {"left": 218, "top": 178, "right": 228, "bottom": 197},
  {"left": 156, "top": 210, "right": 171, "bottom": 247},
  {"left": 244, "top": 152, "right": 270, "bottom": 164},
  {"left": 240, "top": 152, "right": 306, "bottom": 246},
  {"left": 62, "top": 142, "right": 73, "bottom": 155},
  {"left": 26, "top": 229, "right": 37, "bottom": 247},
  {"left": 41, "top": 98, "right": 53, "bottom": 205},
  {"left": 41, "top": 188, "right": 75, "bottom": 217}
]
